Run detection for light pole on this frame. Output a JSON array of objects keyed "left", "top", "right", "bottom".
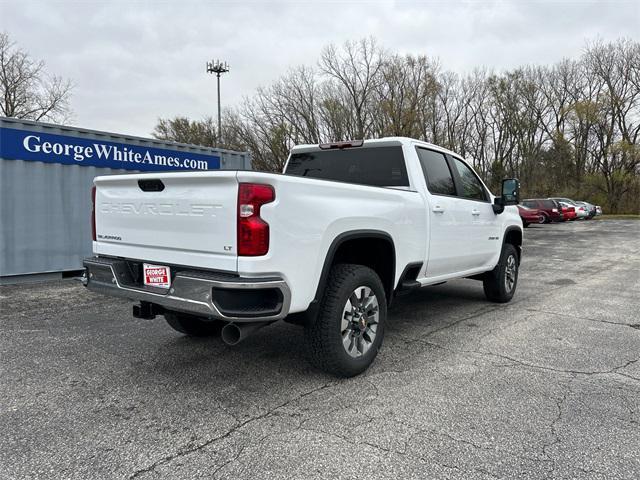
[{"left": 206, "top": 59, "right": 230, "bottom": 145}]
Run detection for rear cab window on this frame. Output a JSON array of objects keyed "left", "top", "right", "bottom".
[{"left": 284, "top": 146, "right": 409, "bottom": 187}]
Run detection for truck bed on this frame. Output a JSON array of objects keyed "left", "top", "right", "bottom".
[{"left": 92, "top": 169, "right": 426, "bottom": 313}]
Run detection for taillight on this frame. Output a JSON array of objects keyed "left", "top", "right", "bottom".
[
  {"left": 91, "top": 186, "right": 96, "bottom": 241},
  {"left": 237, "top": 183, "right": 275, "bottom": 256},
  {"left": 552, "top": 208, "right": 558, "bottom": 213}
]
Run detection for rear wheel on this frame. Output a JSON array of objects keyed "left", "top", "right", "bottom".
[
  {"left": 483, "top": 244, "right": 519, "bottom": 303},
  {"left": 537, "top": 215, "right": 545, "bottom": 224},
  {"left": 164, "top": 312, "right": 224, "bottom": 337},
  {"left": 305, "top": 264, "right": 386, "bottom": 377},
  {"left": 541, "top": 213, "right": 550, "bottom": 224}
]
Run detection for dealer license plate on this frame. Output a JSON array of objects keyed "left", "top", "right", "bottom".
[{"left": 143, "top": 264, "right": 171, "bottom": 289}]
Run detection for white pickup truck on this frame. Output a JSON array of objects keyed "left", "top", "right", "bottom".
[{"left": 83, "top": 137, "right": 522, "bottom": 377}]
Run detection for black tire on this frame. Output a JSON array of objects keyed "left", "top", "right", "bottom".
[
  {"left": 483, "top": 243, "right": 519, "bottom": 303},
  {"left": 305, "top": 264, "right": 387, "bottom": 377},
  {"left": 164, "top": 312, "right": 224, "bottom": 337},
  {"left": 541, "top": 213, "right": 550, "bottom": 224},
  {"left": 523, "top": 221, "right": 529, "bottom": 228}
]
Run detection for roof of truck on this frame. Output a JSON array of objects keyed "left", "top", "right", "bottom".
[{"left": 291, "top": 137, "right": 462, "bottom": 158}]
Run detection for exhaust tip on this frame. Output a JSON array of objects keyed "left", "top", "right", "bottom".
[{"left": 221, "top": 323, "right": 242, "bottom": 345}]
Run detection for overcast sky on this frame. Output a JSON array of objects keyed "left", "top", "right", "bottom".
[{"left": 1, "top": 0, "right": 638, "bottom": 137}]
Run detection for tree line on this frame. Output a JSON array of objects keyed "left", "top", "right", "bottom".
[
  {"left": 1, "top": 30, "right": 636, "bottom": 213},
  {"left": 155, "top": 38, "right": 640, "bottom": 213}
]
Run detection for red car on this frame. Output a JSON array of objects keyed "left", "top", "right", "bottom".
[
  {"left": 522, "top": 199, "right": 563, "bottom": 223},
  {"left": 517, "top": 205, "right": 544, "bottom": 227},
  {"left": 559, "top": 202, "right": 577, "bottom": 221}
]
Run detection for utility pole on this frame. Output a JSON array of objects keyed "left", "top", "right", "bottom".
[{"left": 206, "top": 59, "right": 230, "bottom": 146}]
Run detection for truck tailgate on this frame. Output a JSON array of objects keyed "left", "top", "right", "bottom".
[{"left": 93, "top": 171, "right": 238, "bottom": 272}]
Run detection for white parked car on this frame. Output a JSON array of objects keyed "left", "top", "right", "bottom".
[
  {"left": 83, "top": 138, "right": 523, "bottom": 376},
  {"left": 573, "top": 203, "right": 590, "bottom": 219},
  {"left": 550, "top": 197, "right": 589, "bottom": 219},
  {"left": 575, "top": 201, "right": 597, "bottom": 219}
]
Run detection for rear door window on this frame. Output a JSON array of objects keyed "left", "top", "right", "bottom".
[
  {"left": 415, "top": 148, "right": 456, "bottom": 196},
  {"left": 285, "top": 146, "right": 409, "bottom": 187}
]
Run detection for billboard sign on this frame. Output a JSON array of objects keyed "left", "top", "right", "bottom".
[{"left": 0, "top": 127, "right": 220, "bottom": 172}]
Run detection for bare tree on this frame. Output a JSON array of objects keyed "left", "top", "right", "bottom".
[
  {"left": 152, "top": 116, "right": 217, "bottom": 146},
  {"left": 374, "top": 54, "right": 438, "bottom": 138},
  {"left": 155, "top": 37, "right": 640, "bottom": 212},
  {"left": 583, "top": 39, "right": 640, "bottom": 211},
  {"left": 0, "top": 32, "right": 72, "bottom": 122},
  {"left": 319, "top": 38, "right": 385, "bottom": 138}
]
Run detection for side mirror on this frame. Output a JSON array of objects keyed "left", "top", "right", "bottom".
[
  {"left": 501, "top": 178, "right": 520, "bottom": 205},
  {"left": 492, "top": 178, "right": 520, "bottom": 214}
]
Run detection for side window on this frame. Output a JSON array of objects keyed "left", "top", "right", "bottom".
[
  {"left": 451, "top": 158, "right": 487, "bottom": 201},
  {"left": 416, "top": 148, "right": 456, "bottom": 196}
]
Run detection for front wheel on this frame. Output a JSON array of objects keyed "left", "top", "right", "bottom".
[
  {"left": 483, "top": 244, "right": 519, "bottom": 303},
  {"left": 305, "top": 264, "right": 387, "bottom": 377}
]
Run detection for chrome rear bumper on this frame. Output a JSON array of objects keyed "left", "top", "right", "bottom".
[{"left": 82, "top": 256, "right": 291, "bottom": 322}]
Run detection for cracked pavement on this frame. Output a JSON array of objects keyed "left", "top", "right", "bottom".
[{"left": 1, "top": 219, "right": 639, "bottom": 479}]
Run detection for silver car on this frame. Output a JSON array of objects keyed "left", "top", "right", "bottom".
[
  {"left": 549, "top": 198, "right": 589, "bottom": 219},
  {"left": 575, "top": 201, "right": 597, "bottom": 219}
]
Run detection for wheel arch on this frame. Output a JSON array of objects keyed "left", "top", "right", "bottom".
[
  {"left": 315, "top": 230, "right": 397, "bottom": 304},
  {"left": 285, "top": 230, "right": 396, "bottom": 327},
  {"left": 503, "top": 226, "right": 523, "bottom": 264}
]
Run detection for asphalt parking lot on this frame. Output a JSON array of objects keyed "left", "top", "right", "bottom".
[{"left": 1, "top": 219, "right": 639, "bottom": 479}]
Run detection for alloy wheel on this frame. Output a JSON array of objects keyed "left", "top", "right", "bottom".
[
  {"left": 504, "top": 254, "right": 517, "bottom": 292},
  {"left": 341, "top": 286, "right": 379, "bottom": 358}
]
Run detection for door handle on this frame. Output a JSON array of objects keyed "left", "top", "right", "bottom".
[
  {"left": 471, "top": 209, "right": 481, "bottom": 216},
  {"left": 432, "top": 206, "right": 445, "bottom": 213}
]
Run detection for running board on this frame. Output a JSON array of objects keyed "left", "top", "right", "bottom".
[
  {"left": 400, "top": 280, "right": 421, "bottom": 290},
  {"left": 395, "top": 280, "right": 421, "bottom": 296}
]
